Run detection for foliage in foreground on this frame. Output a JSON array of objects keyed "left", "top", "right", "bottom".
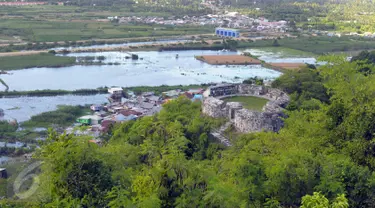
[{"left": 6, "top": 55, "right": 375, "bottom": 207}]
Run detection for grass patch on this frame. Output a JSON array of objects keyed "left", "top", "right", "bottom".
[
  {"left": 223, "top": 96, "right": 268, "bottom": 111},
  {"left": 236, "top": 37, "right": 375, "bottom": 54},
  {"left": 0, "top": 53, "right": 76, "bottom": 71},
  {"left": 0, "top": 18, "right": 213, "bottom": 42},
  {"left": 21, "top": 105, "right": 90, "bottom": 128}
]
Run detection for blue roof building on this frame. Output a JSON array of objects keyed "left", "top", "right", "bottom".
[
  {"left": 192, "top": 94, "right": 203, "bottom": 102},
  {"left": 215, "top": 28, "right": 240, "bottom": 38}
]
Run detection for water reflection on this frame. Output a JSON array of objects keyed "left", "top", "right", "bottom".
[
  {"left": 3, "top": 50, "right": 282, "bottom": 91},
  {"left": 0, "top": 94, "right": 107, "bottom": 122}
]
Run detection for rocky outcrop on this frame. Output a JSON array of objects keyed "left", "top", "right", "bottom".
[{"left": 203, "top": 84, "right": 290, "bottom": 133}]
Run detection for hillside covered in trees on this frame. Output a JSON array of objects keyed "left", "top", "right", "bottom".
[{"left": 3, "top": 54, "right": 375, "bottom": 207}]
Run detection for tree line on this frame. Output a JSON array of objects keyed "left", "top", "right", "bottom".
[{"left": 5, "top": 52, "right": 375, "bottom": 207}]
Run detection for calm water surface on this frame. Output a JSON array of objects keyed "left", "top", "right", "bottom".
[
  {"left": 3, "top": 50, "right": 282, "bottom": 91},
  {"left": 0, "top": 48, "right": 319, "bottom": 122},
  {"left": 0, "top": 94, "right": 107, "bottom": 122}
]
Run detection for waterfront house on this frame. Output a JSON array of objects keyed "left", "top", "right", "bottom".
[
  {"left": 100, "top": 120, "right": 116, "bottom": 132},
  {"left": 77, "top": 116, "right": 92, "bottom": 125},
  {"left": 90, "top": 104, "right": 103, "bottom": 111},
  {"left": 114, "top": 114, "right": 127, "bottom": 122},
  {"left": 119, "top": 109, "right": 142, "bottom": 117},
  {"left": 192, "top": 94, "right": 203, "bottom": 102},
  {"left": 88, "top": 115, "right": 103, "bottom": 125},
  {"left": 146, "top": 95, "right": 162, "bottom": 104},
  {"left": 141, "top": 102, "right": 154, "bottom": 110},
  {"left": 183, "top": 92, "right": 194, "bottom": 99},
  {"left": 77, "top": 115, "right": 103, "bottom": 125},
  {"left": 108, "top": 87, "right": 123, "bottom": 103}
]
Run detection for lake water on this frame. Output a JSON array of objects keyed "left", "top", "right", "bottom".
[
  {"left": 2, "top": 50, "right": 282, "bottom": 91},
  {"left": 0, "top": 94, "right": 107, "bottom": 122}
]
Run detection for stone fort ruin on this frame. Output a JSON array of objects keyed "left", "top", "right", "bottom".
[{"left": 202, "top": 84, "right": 290, "bottom": 133}]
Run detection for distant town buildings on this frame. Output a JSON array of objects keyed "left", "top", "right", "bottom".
[{"left": 115, "top": 12, "right": 289, "bottom": 33}]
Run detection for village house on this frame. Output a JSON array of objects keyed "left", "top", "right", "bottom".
[
  {"left": 77, "top": 115, "right": 103, "bottom": 125},
  {"left": 162, "top": 89, "right": 182, "bottom": 98},
  {"left": 119, "top": 109, "right": 143, "bottom": 117},
  {"left": 90, "top": 104, "right": 103, "bottom": 111}
]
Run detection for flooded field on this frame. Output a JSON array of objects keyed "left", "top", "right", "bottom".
[
  {"left": 2, "top": 50, "right": 282, "bottom": 91},
  {"left": 241, "top": 47, "right": 317, "bottom": 64},
  {"left": 0, "top": 94, "right": 107, "bottom": 122},
  {"left": 0, "top": 47, "right": 319, "bottom": 122}
]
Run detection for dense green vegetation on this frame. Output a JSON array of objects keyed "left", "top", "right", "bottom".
[
  {"left": 0, "top": 4, "right": 208, "bottom": 17},
  {"left": 240, "top": 37, "right": 375, "bottom": 54},
  {"left": 0, "top": 53, "right": 76, "bottom": 71},
  {"left": 242, "top": 76, "right": 264, "bottom": 85},
  {"left": 0, "top": 18, "right": 212, "bottom": 43},
  {"left": 0, "top": 121, "right": 18, "bottom": 139},
  {"left": 160, "top": 37, "right": 375, "bottom": 54},
  {"left": 158, "top": 37, "right": 375, "bottom": 54},
  {"left": 21, "top": 105, "right": 90, "bottom": 128},
  {"left": 222, "top": 96, "right": 268, "bottom": 111},
  {"left": 228, "top": 0, "right": 375, "bottom": 33},
  {"left": 272, "top": 67, "right": 329, "bottom": 111},
  {"left": 5, "top": 55, "right": 375, "bottom": 206}
]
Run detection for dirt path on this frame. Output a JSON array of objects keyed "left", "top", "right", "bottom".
[{"left": 0, "top": 50, "right": 49, "bottom": 57}]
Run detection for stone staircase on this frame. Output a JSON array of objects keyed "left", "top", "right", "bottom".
[{"left": 211, "top": 121, "right": 233, "bottom": 147}]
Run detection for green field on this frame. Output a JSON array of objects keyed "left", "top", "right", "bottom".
[
  {"left": 223, "top": 96, "right": 268, "bottom": 111},
  {"left": 0, "top": 19, "right": 213, "bottom": 42},
  {"left": 0, "top": 53, "right": 76, "bottom": 70},
  {"left": 238, "top": 37, "right": 375, "bottom": 54},
  {"left": 0, "top": 5, "right": 212, "bottom": 42}
]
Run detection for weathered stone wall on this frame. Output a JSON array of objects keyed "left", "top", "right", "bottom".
[
  {"left": 237, "top": 84, "right": 266, "bottom": 95},
  {"left": 202, "top": 97, "right": 227, "bottom": 118},
  {"left": 233, "top": 109, "right": 285, "bottom": 132},
  {"left": 202, "top": 84, "right": 290, "bottom": 133}
]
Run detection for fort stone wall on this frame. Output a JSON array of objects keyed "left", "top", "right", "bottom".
[{"left": 202, "top": 84, "right": 290, "bottom": 133}]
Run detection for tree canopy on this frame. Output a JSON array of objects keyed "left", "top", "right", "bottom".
[{"left": 6, "top": 54, "right": 375, "bottom": 207}]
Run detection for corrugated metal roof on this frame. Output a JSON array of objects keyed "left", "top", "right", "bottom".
[{"left": 215, "top": 27, "right": 239, "bottom": 31}]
